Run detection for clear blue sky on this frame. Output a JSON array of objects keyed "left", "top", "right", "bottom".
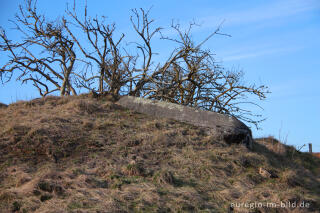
[{"left": 1, "top": 0, "right": 319, "bottom": 152}]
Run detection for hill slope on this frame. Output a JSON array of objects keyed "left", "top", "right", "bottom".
[{"left": 0, "top": 95, "right": 319, "bottom": 213}]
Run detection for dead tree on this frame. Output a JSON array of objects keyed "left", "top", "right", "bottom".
[{"left": 0, "top": 0, "right": 78, "bottom": 96}]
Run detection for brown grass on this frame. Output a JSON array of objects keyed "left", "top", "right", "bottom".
[{"left": 0, "top": 95, "right": 319, "bottom": 212}]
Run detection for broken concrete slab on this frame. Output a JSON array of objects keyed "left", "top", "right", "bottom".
[{"left": 116, "top": 96, "right": 253, "bottom": 149}]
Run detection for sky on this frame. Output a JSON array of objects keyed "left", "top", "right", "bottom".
[{"left": 0, "top": 0, "right": 319, "bottom": 152}]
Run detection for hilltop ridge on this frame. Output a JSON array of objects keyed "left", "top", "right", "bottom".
[{"left": 0, "top": 95, "right": 319, "bottom": 212}]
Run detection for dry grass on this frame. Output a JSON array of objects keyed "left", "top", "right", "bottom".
[{"left": 0, "top": 95, "right": 319, "bottom": 212}]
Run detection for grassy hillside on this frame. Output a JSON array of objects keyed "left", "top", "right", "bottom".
[{"left": 0, "top": 95, "right": 319, "bottom": 213}]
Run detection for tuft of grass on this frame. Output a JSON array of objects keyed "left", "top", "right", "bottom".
[
  {"left": 40, "top": 194, "right": 52, "bottom": 202},
  {"left": 12, "top": 201, "right": 21, "bottom": 211}
]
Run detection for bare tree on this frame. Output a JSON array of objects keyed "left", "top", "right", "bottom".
[
  {"left": 129, "top": 19, "right": 269, "bottom": 127},
  {"left": 63, "top": 6, "right": 269, "bottom": 126},
  {"left": 127, "top": 8, "right": 162, "bottom": 97},
  {"left": 0, "top": 1, "right": 269, "bottom": 127},
  {"left": 64, "top": 3, "right": 137, "bottom": 95},
  {"left": 0, "top": 0, "right": 77, "bottom": 96}
]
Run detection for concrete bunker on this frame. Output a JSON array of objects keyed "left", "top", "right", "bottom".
[{"left": 117, "top": 96, "right": 253, "bottom": 149}]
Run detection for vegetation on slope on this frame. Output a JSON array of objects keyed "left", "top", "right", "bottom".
[{"left": 0, "top": 95, "right": 319, "bottom": 212}]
